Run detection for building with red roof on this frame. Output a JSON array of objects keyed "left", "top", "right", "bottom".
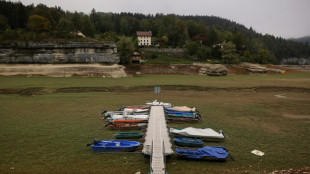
[{"left": 136, "top": 31, "right": 152, "bottom": 46}]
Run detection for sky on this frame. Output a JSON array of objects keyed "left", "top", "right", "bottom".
[{"left": 12, "top": 0, "right": 310, "bottom": 39}]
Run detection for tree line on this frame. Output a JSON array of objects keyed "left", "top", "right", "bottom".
[{"left": 0, "top": 0, "right": 309, "bottom": 64}]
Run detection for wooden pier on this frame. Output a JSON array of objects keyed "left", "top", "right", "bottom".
[{"left": 142, "top": 105, "right": 173, "bottom": 174}]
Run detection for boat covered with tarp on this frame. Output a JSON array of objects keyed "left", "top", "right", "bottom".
[
  {"left": 176, "top": 146, "right": 229, "bottom": 161},
  {"left": 90, "top": 140, "right": 141, "bottom": 152},
  {"left": 170, "top": 127, "right": 225, "bottom": 141},
  {"left": 118, "top": 105, "right": 150, "bottom": 111},
  {"left": 165, "top": 106, "right": 197, "bottom": 112}
]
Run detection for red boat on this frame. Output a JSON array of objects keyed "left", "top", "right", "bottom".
[{"left": 108, "top": 119, "right": 148, "bottom": 130}]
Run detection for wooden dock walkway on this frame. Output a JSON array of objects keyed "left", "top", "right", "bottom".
[{"left": 142, "top": 105, "right": 173, "bottom": 174}]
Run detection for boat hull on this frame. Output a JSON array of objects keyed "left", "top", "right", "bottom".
[
  {"left": 176, "top": 146, "right": 228, "bottom": 161},
  {"left": 167, "top": 117, "right": 199, "bottom": 123},
  {"left": 109, "top": 124, "right": 147, "bottom": 130},
  {"left": 174, "top": 137, "right": 203, "bottom": 147},
  {"left": 91, "top": 140, "right": 141, "bottom": 152},
  {"left": 115, "top": 132, "right": 143, "bottom": 139}
]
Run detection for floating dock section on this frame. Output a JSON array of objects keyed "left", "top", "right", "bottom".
[{"left": 143, "top": 105, "right": 173, "bottom": 174}]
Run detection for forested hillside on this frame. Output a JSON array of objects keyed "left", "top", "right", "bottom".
[
  {"left": 0, "top": 0, "right": 309, "bottom": 64},
  {"left": 293, "top": 36, "right": 310, "bottom": 45}
]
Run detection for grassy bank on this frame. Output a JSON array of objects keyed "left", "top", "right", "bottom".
[{"left": 0, "top": 74, "right": 309, "bottom": 173}]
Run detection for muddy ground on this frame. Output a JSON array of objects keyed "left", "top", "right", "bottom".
[
  {"left": 0, "top": 63, "right": 305, "bottom": 77},
  {"left": 1, "top": 85, "right": 309, "bottom": 96}
]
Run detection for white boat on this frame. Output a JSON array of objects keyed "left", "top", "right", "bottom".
[
  {"left": 108, "top": 114, "right": 149, "bottom": 120},
  {"left": 146, "top": 100, "right": 172, "bottom": 107},
  {"left": 166, "top": 106, "right": 196, "bottom": 112},
  {"left": 105, "top": 109, "right": 149, "bottom": 120},
  {"left": 103, "top": 108, "right": 149, "bottom": 119},
  {"left": 170, "top": 127, "right": 225, "bottom": 141}
]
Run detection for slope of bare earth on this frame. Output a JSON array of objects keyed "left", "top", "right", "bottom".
[
  {"left": 0, "top": 64, "right": 127, "bottom": 78},
  {"left": 0, "top": 63, "right": 307, "bottom": 78}
]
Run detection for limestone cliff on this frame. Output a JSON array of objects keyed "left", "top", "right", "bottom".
[{"left": 0, "top": 42, "right": 119, "bottom": 64}]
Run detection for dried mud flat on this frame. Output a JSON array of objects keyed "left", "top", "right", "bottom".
[
  {"left": 281, "top": 114, "right": 310, "bottom": 119},
  {"left": 1, "top": 85, "right": 310, "bottom": 96}
]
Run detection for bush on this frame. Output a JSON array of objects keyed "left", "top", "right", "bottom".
[
  {"left": 186, "top": 41, "right": 199, "bottom": 55},
  {"left": 151, "top": 53, "right": 158, "bottom": 59}
]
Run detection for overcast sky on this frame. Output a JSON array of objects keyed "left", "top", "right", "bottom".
[{"left": 12, "top": 0, "right": 310, "bottom": 38}]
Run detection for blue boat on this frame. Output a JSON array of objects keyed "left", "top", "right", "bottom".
[
  {"left": 176, "top": 146, "right": 229, "bottom": 161},
  {"left": 167, "top": 113, "right": 198, "bottom": 118},
  {"left": 173, "top": 137, "right": 203, "bottom": 147},
  {"left": 90, "top": 140, "right": 141, "bottom": 152}
]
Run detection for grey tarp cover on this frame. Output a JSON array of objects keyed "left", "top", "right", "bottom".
[{"left": 170, "top": 127, "right": 224, "bottom": 140}]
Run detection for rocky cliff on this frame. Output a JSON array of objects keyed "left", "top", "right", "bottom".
[
  {"left": 0, "top": 42, "right": 119, "bottom": 64},
  {"left": 281, "top": 58, "right": 310, "bottom": 65},
  {"left": 0, "top": 64, "right": 127, "bottom": 78}
]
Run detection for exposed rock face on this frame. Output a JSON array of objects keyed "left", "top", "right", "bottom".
[
  {"left": 240, "top": 63, "right": 267, "bottom": 74},
  {"left": 239, "top": 63, "right": 286, "bottom": 74},
  {"left": 276, "top": 65, "right": 310, "bottom": 72},
  {"left": 193, "top": 63, "right": 227, "bottom": 76},
  {"left": 0, "top": 42, "right": 119, "bottom": 64},
  {"left": 0, "top": 64, "right": 127, "bottom": 78},
  {"left": 281, "top": 58, "right": 310, "bottom": 65}
]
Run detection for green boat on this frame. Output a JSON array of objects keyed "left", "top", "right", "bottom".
[{"left": 115, "top": 132, "right": 143, "bottom": 139}]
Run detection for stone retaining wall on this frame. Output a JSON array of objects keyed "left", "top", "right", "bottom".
[
  {"left": 0, "top": 42, "right": 119, "bottom": 64},
  {"left": 140, "top": 48, "right": 186, "bottom": 53}
]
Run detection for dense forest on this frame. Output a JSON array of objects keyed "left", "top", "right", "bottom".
[{"left": 0, "top": 0, "right": 309, "bottom": 64}]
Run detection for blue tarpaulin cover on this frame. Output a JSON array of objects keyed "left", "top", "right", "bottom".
[{"left": 176, "top": 146, "right": 228, "bottom": 159}]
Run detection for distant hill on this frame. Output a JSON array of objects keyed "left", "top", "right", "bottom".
[
  {"left": 292, "top": 36, "right": 310, "bottom": 44},
  {"left": 0, "top": 0, "right": 310, "bottom": 64}
]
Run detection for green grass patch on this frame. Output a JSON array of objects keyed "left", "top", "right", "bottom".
[
  {"left": 143, "top": 52, "right": 197, "bottom": 64},
  {"left": 1, "top": 73, "right": 310, "bottom": 89},
  {"left": 0, "top": 74, "right": 309, "bottom": 173}
]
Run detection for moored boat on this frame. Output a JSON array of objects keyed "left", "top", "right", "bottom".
[
  {"left": 166, "top": 111, "right": 201, "bottom": 118},
  {"left": 108, "top": 119, "right": 148, "bottom": 130},
  {"left": 176, "top": 146, "right": 229, "bottom": 161},
  {"left": 170, "top": 127, "right": 225, "bottom": 141},
  {"left": 165, "top": 106, "right": 197, "bottom": 112},
  {"left": 173, "top": 137, "right": 203, "bottom": 147},
  {"left": 166, "top": 117, "right": 200, "bottom": 123},
  {"left": 109, "top": 124, "right": 147, "bottom": 130},
  {"left": 103, "top": 108, "right": 149, "bottom": 120},
  {"left": 115, "top": 132, "right": 143, "bottom": 139},
  {"left": 119, "top": 106, "right": 150, "bottom": 111},
  {"left": 107, "top": 114, "right": 149, "bottom": 120},
  {"left": 90, "top": 140, "right": 141, "bottom": 152}
]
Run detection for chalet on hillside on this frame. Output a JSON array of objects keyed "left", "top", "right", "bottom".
[
  {"left": 192, "top": 34, "right": 207, "bottom": 45},
  {"left": 131, "top": 50, "right": 142, "bottom": 63},
  {"left": 137, "top": 31, "right": 152, "bottom": 46}
]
